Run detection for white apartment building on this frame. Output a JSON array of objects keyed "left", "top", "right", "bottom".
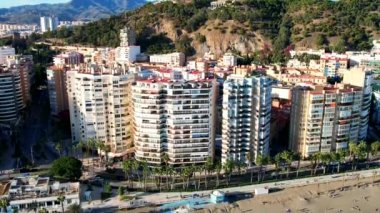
[
  {"left": 53, "top": 51, "right": 84, "bottom": 67},
  {"left": 115, "top": 46, "right": 141, "bottom": 64},
  {"left": 346, "top": 51, "right": 380, "bottom": 67},
  {"left": 0, "top": 176, "right": 80, "bottom": 213},
  {"left": 289, "top": 84, "right": 363, "bottom": 157},
  {"left": 221, "top": 74, "right": 272, "bottom": 164},
  {"left": 67, "top": 67, "right": 134, "bottom": 156},
  {"left": 40, "top": 16, "right": 59, "bottom": 32},
  {"left": 222, "top": 52, "right": 237, "bottom": 67},
  {"left": 149, "top": 52, "right": 186, "bottom": 67},
  {"left": 343, "top": 67, "right": 373, "bottom": 140},
  {"left": 132, "top": 78, "right": 217, "bottom": 166},
  {"left": 210, "top": 0, "right": 236, "bottom": 9},
  {"left": 320, "top": 53, "right": 349, "bottom": 77},
  {"left": 0, "top": 46, "right": 15, "bottom": 65},
  {"left": 114, "top": 27, "right": 139, "bottom": 64},
  {"left": 120, "top": 26, "right": 136, "bottom": 47},
  {"left": 0, "top": 68, "right": 25, "bottom": 126}
]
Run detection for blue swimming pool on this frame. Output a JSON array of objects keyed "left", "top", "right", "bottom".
[{"left": 159, "top": 197, "right": 211, "bottom": 212}]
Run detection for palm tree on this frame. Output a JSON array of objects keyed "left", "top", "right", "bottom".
[
  {"left": 349, "top": 141, "right": 359, "bottom": 170},
  {"left": 167, "top": 166, "right": 175, "bottom": 190},
  {"left": 181, "top": 166, "right": 192, "bottom": 190},
  {"left": 103, "top": 145, "right": 111, "bottom": 167},
  {"left": 309, "top": 152, "right": 321, "bottom": 176},
  {"left": 87, "top": 138, "right": 97, "bottom": 158},
  {"left": 68, "top": 203, "right": 82, "bottom": 213},
  {"left": 246, "top": 152, "right": 254, "bottom": 183},
  {"left": 141, "top": 161, "right": 150, "bottom": 191},
  {"left": 57, "top": 194, "right": 66, "bottom": 213},
  {"left": 0, "top": 198, "right": 8, "bottom": 213},
  {"left": 320, "top": 153, "right": 332, "bottom": 174},
  {"left": 77, "top": 140, "right": 87, "bottom": 163},
  {"left": 331, "top": 150, "right": 345, "bottom": 173},
  {"left": 194, "top": 165, "right": 203, "bottom": 190},
  {"left": 223, "top": 159, "right": 235, "bottom": 186},
  {"left": 215, "top": 162, "right": 222, "bottom": 188},
  {"left": 371, "top": 141, "right": 380, "bottom": 163},
  {"left": 122, "top": 160, "right": 132, "bottom": 188},
  {"left": 274, "top": 153, "right": 282, "bottom": 179},
  {"left": 153, "top": 167, "right": 162, "bottom": 191},
  {"left": 131, "top": 160, "right": 140, "bottom": 189},
  {"left": 294, "top": 153, "right": 301, "bottom": 177},
  {"left": 256, "top": 154, "right": 264, "bottom": 182},
  {"left": 259, "top": 156, "right": 270, "bottom": 182},
  {"left": 161, "top": 153, "right": 170, "bottom": 190},
  {"left": 204, "top": 157, "right": 213, "bottom": 189},
  {"left": 162, "top": 153, "right": 170, "bottom": 166},
  {"left": 87, "top": 138, "right": 97, "bottom": 170},
  {"left": 280, "top": 151, "right": 294, "bottom": 178},
  {"left": 357, "top": 141, "right": 368, "bottom": 169},
  {"left": 235, "top": 160, "right": 244, "bottom": 175},
  {"left": 95, "top": 140, "right": 105, "bottom": 163}
]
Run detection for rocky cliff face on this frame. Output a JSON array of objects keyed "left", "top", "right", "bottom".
[{"left": 153, "top": 19, "right": 268, "bottom": 58}]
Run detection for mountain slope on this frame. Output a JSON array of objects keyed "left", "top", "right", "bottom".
[
  {"left": 46, "top": 0, "right": 380, "bottom": 60},
  {"left": 0, "top": 0, "right": 150, "bottom": 24}
]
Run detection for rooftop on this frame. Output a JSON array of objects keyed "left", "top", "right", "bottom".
[
  {"left": 0, "top": 182, "right": 10, "bottom": 197},
  {"left": 3, "top": 176, "right": 80, "bottom": 201}
]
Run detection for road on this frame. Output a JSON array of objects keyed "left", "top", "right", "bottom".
[{"left": 19, "top": 88, "right": 58, "bottom": 166}]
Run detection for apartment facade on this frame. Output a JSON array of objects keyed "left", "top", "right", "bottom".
[
  {"left": 115, "top": 46, "right": 141, "bottom": 64},
  {"left": 67, "top": 68, "right": 134, "bottom": 156},
  {"left": 343, "top": 67, "right": 373, "bottom": 140},
  {"left": 132, "top": 78, "right": 217, "bottom": 166},
  {"left": 53, "top": 51, "right": 84, "bottom": 67},
  {"left": 222, "top": 52, "right": 238, "bottom": 67},
  {"left": 289, "top": 84, "right": 363, "bottom": 157},
  {"left": 372, "top": 84, "right": 380, "bottom": 126},
  {"left": 0, "top": 46, "right": 15, "bottom": 64},
  {"left": 149, "top": 52, "right": 186, "bottom": 67},
  {"left": 221, "top": 74, "right": 272, "bottom": 164},
  {"left": 47, "top": 66, "right": 69, "bottom": 116},
  {"left": 0, "top": 68, "right": 25, "bottom": 126},
  {"left": 40, "top": 16, "right": 59, "bottom": 32},
  {"left": 320, "top": 53, "right": 348, "bottom": 77}
]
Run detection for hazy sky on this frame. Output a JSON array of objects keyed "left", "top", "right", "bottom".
[{"left": 0, "top": 0, "right": 70, "bottom": 8}]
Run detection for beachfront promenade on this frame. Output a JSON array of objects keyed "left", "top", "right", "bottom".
[{"left": 81, "top": 167, "right": 380, "bottom": 212}]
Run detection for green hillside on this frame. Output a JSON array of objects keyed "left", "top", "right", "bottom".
[{"left": 44, "top": 0, "right": 380, "bottom": 62}]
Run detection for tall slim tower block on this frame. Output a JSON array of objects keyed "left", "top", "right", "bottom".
[{"left": 221, "top": 74, "right": 272, "bottom": 164}]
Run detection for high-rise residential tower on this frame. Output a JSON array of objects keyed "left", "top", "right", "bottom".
[
  {"left": 221, "top": 73, "right": 272, "bottom": 164},
  {"left": 40, "top": 16, "right": 59, "bottom": 32},
  {"left": 47, "top": 66, "right": 69, "bottom": 116},
  {"left": 0, "top": 68, "right": 25, "bottom": 127},
  {"left": 132, "top": 78, "right": 217, "bottom": 166},
  {"left": 67, "top": 67, "right": 134, "bottom": 157},
  {"left": 289, "top": 84, "right": 363, "bottom": 158},
  {"left": 343, "top": 67, "right": 373, "bottom": 140}
]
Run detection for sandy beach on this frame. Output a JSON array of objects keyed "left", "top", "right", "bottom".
[{"left": 197, "top": 175, "right": 380, "bottom": 213}]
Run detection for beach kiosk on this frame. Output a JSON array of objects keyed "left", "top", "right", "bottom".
[
  {"left": 254, "top": 187, "right": 269, "bottom": 196},
  {"left": 210, "top": 190, "right": 225, "bottom": 203}
]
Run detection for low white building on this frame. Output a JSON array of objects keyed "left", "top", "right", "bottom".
[
  {"left": 0, "top": 46, "right": 15, "bottom": 65},
  {"left": 222, "top": 52, "right": 237, "bottom": 67},
  {"left": 149, "top": 52, "right": 185, "bottom": 67},
  {"left": 116, "top": 46, "right": 141, "bottom": 64},
  {"left": 0, "top": 176, "right": 80, "bottom": 212}
]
